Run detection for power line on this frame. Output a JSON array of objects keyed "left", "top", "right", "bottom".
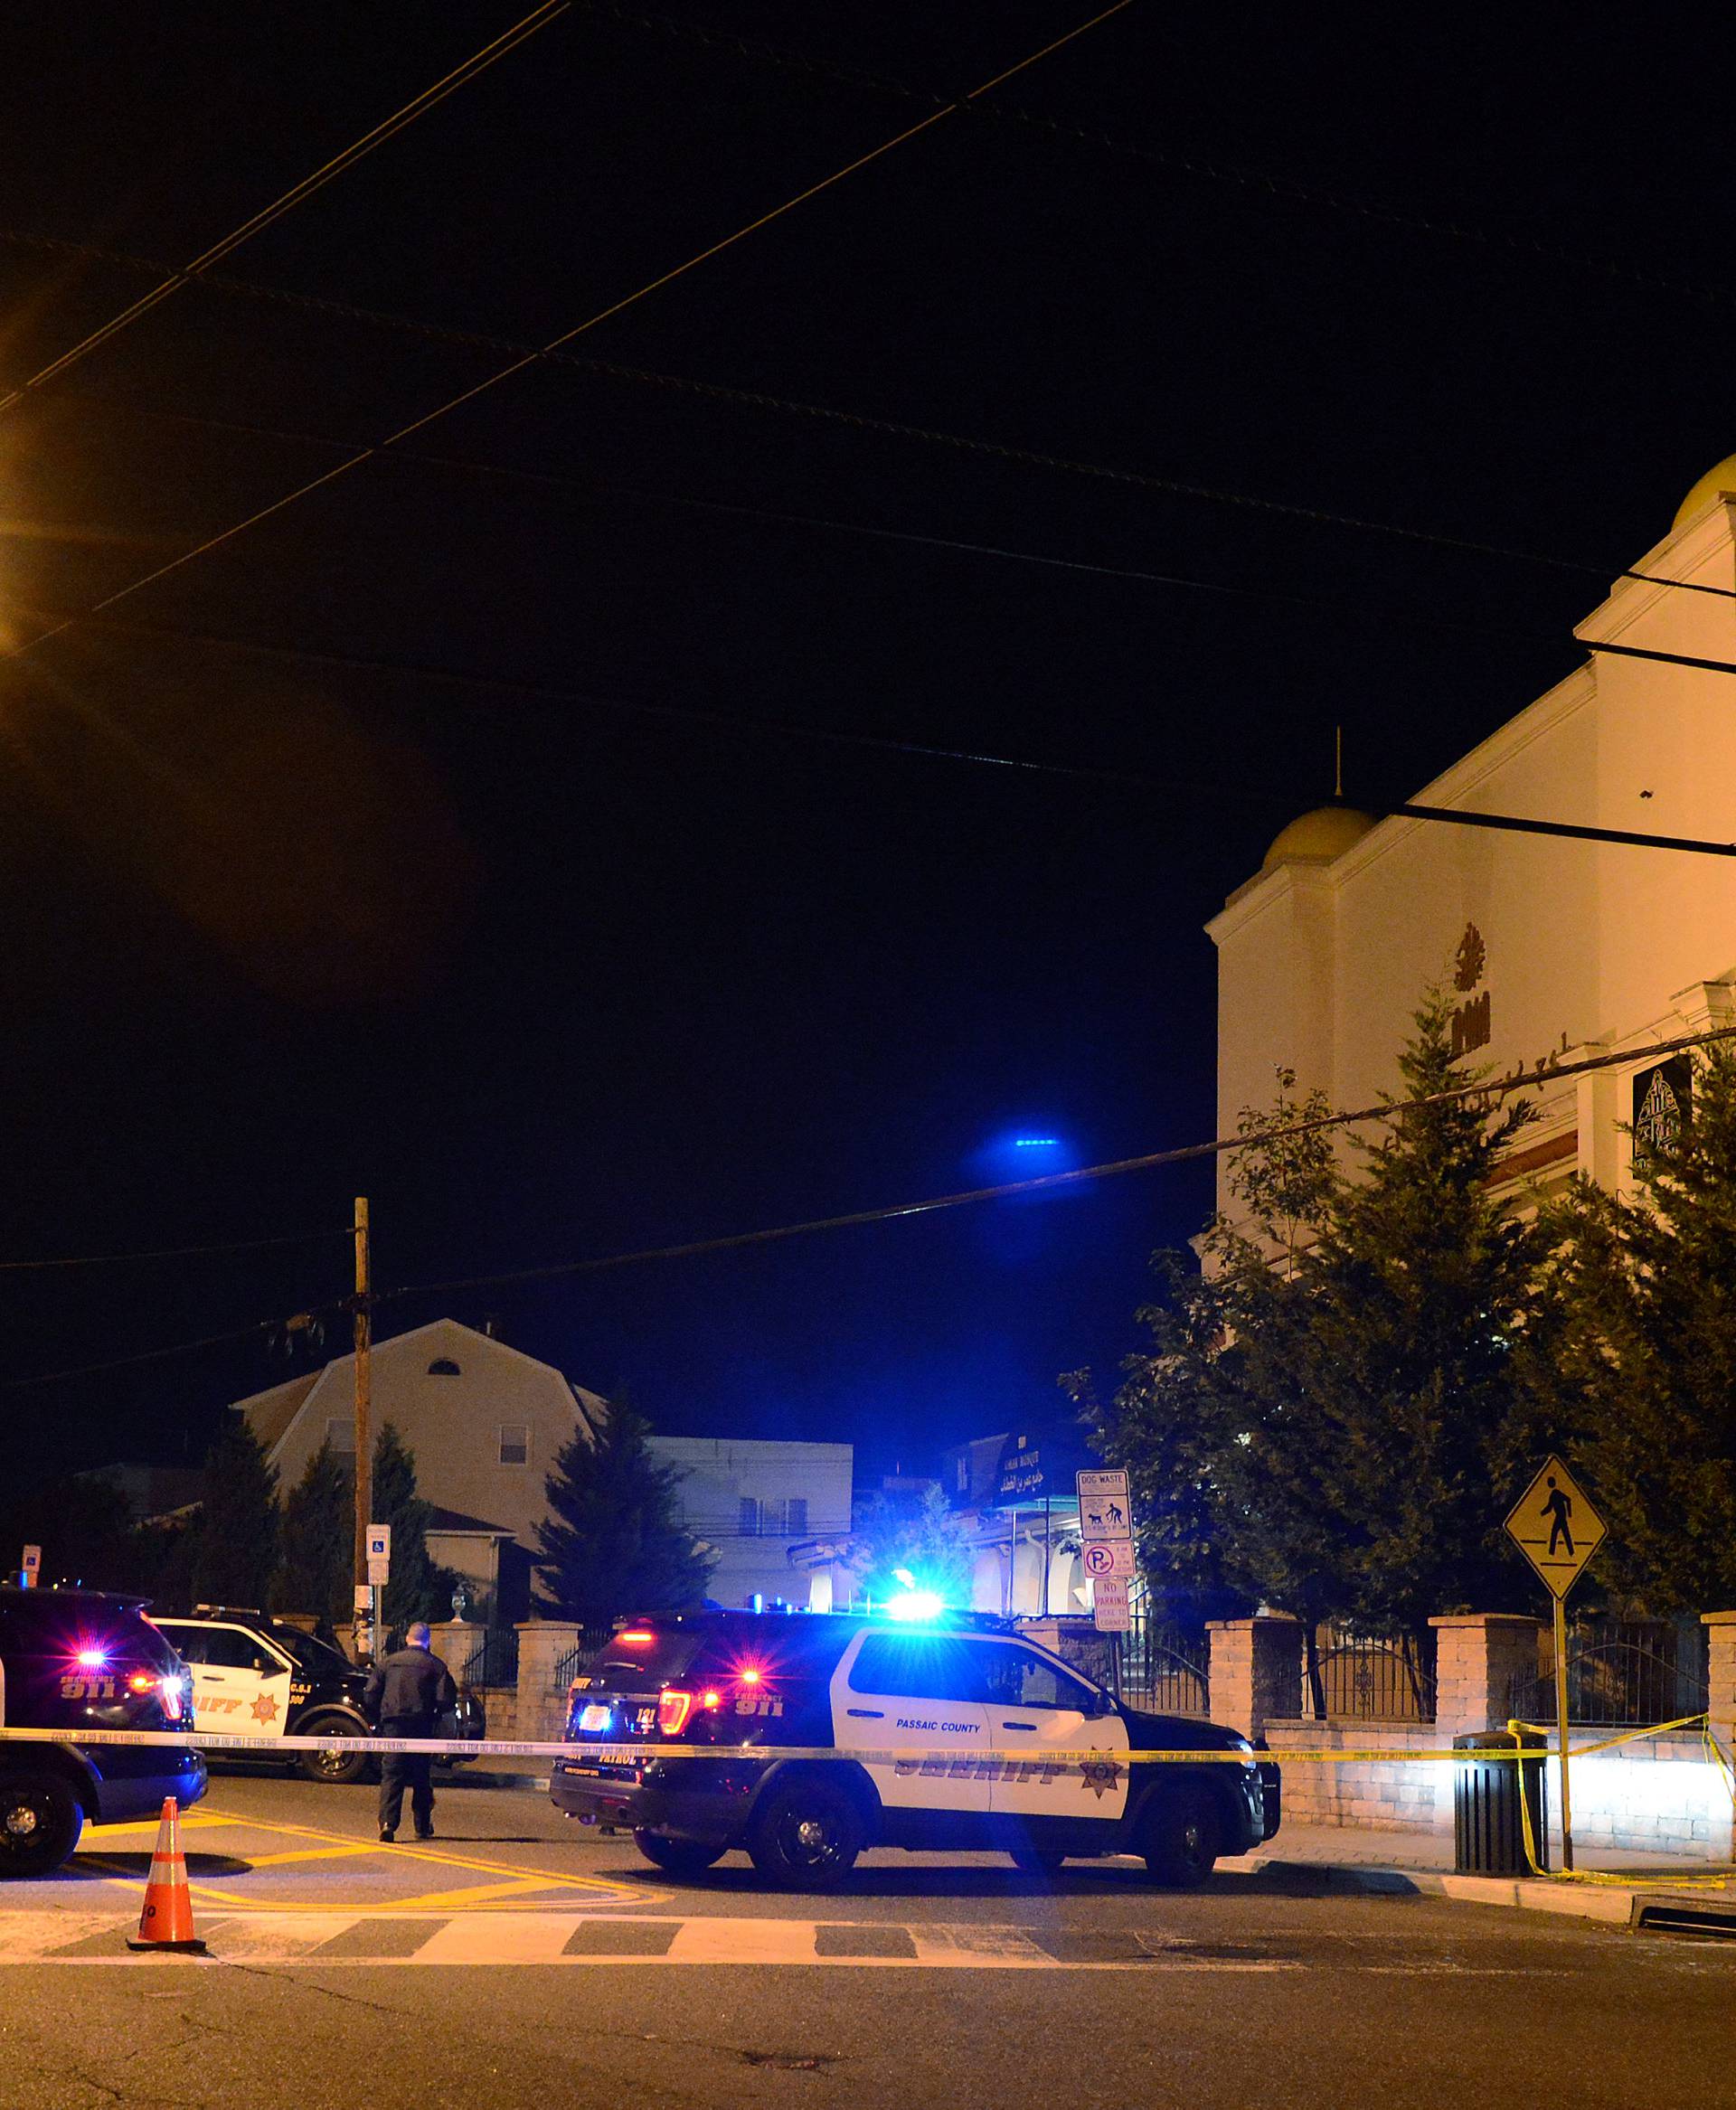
[
  {"left": 0, "top": 1228, "right": 349, "bottom": 1275},
  {"left": 0, "top": 1317, "right": 288, "bottom": 1393},
  {"left": 0, "top": 3, "right": 571, "bottom": 418},
  {"left": 566, "top": 1, "right": 1736, "bottom": 319},
  {"left": 373, "top": 1020, "right": 1736, "bottom": 1307},
  {"left": 11, "top": 231, "right": 1733, "bottom": 607},
  {"left": 0, "top": 0, "right": 1134, "bottom": 667},
  {"left": 45, "top": 608, "right": 1736, "bottom": 865}
]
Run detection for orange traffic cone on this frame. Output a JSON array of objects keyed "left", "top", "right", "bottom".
[{"left": 127, "top": 1797, "right": 206, "bottom": 1955}]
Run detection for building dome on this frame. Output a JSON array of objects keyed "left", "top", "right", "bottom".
[
  {"left": 1260, "top": 805, "right": 1375, "bottom": 872},
  {"left": 1672, "top": 455, "right": 1736, "bottom": 532}
]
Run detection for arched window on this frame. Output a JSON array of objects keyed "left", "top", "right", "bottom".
[{"left": 428, "top": 1357, "right": 461, "bottom": 1377}]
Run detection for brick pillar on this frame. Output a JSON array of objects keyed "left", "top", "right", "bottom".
[
  {"left": 427, "top": 1620, "right": 476, "bottom": 1677},
  {"left": 515, "top": 1620, "right": 582, "bottom": 1744},
  {"left": 1429, "top": 1615, "right": 1544, "bottom": 1738},
  {"left": 1703, "top": 1614, "right": 1736, "bottom": 1861},
  {"left": 1207, "top": 1615, "right": 1302, "bottom": 1740}
]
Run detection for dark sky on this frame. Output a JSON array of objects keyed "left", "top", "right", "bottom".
[{"left": 2, "top": 5, "right": 1732, "bottom": 1491}]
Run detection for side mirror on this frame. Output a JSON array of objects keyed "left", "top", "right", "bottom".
[{"left": 1088, "top": 1687, "right": 1115, "bottom": 1719}]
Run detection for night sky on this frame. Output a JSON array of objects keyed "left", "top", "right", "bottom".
[{"left": 2, "top": 5, "right": 1731, "bottom": 1492}]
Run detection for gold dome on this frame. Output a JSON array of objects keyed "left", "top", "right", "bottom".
[
  {"left": 1673, "top": 455, "right": 1736, "bottom": 532},
  {"left": 1260, "top": 805, "right": 1375, "bottom": 872}
]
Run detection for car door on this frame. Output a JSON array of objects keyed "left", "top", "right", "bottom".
[
  {"left": 164, "top": 1624, "right": 294, "bottom": 1738},
  {"left": 977, "top": 1638, "right": 1131, "bottom": 1834},
  {"left": 829, "top": 1630, "right": 995, "bottom": 1821}
]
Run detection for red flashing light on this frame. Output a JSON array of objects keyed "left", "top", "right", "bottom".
[
  {"left": 657, "top": 1689, "right": 695, "bottom": 1737},
  {"left": 701, "top": 1690, "right": 722, "bottom": 1710},
  {"left": 738, "top": 1666, "right": 763, "bottom": 1685},
  {"left": 127, "top": 1672, "right": 156, "bottom": 1694},
  {"left": 618, "top": 1630, "right": 656, "bottom": 1644}
]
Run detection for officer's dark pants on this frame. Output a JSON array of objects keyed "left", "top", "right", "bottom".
[{"left": 378, "top": 1718, "right": 435, "bottom": 1835}]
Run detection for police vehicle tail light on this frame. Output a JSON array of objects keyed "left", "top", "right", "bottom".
[
  {"left": 127, "top": 1672, "right": 156, "bottom": 1694},
  {"left": 160, "top": 1676, "right": 186, "bottom": 1723},
  {"left": 657, "top": 1689, "right": 696, "bottom": 1737}
]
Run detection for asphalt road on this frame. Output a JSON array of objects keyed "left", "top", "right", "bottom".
[{"left": 0, "top": 1769, "right": 1728, "bottom": 2110}]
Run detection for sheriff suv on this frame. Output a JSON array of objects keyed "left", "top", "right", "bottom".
[
  {"left": 550, "top": 1609, "right": 1278, "bottom": 1889},
  {"left": 152, "top": 1608, "right": 483, "bottom": 1785},
  {"left": 0, "top": 1586, "right": 206, "bottom": 1877}
]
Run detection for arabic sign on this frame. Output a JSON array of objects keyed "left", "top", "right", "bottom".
[{"left": 1505, "top": 1455, "right": 1606, "bottom": 1598}]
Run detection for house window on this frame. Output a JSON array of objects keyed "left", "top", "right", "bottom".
[
  {"left": 429, "top": 1358, "right": 461, "bottom": 1377},
  {"left": 498, "top": 1424, "right": 529, "bottom": 1466},
  {"left": 325, "top": 1418, "right": 354, "bottom": 1453}
]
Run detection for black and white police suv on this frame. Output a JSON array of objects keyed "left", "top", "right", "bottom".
[
  {"left": 152, "top": 1608, "right": 484, "bottom": 1784},
  {"left": 550, "top": 1609, "right": 1278, "bottom": 1889},
  {"left": 0, "top": 1586, "right": 206, "bottom": 1877}
]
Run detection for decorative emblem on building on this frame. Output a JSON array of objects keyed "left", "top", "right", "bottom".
[
  {"left": 1450, "top": 923, "right": 1491, "bottom": 1056},
  {"left": 1632, "top": 1057, "right": 1691, "bottom": 1164}
]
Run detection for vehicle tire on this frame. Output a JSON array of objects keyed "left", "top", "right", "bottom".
[
  {"left": 633, "top": 1830, "right": 727, "bottom": 1876},
  {"left": 0, "top": 1773, "right": 84, "bottom": 1879},
  {"left": 297, "top": 1714, "right": 372, "bottom": 1785},
  {"left": 1138, "top": 1785, "right": 1220, "bottom": 1889},
  {"left": 1009, "top": 1848, "right": 1067, "bottom": 1877},
  {"left": 745, "top": 1778, "right": 863, "bottom": 1891}
]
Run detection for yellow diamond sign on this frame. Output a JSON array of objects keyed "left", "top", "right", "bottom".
[{"left": 1505, "top": 1455, "right": 1606, "bottom": 1598}]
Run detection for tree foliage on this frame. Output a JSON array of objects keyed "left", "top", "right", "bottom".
[
  {"left": 276, "top": 1441, "right": 354, "bottom": 1626},
  {"left": 1524, "top": 1043, "right": 1736, "bottom": 1611},
  {"left": 188, "top": 1417, "right": 280, "bottom": 1610},
  {"left": 534, "top": 1400, "right": 712, "bottom": 1623},
  {"left": 847, "top": 1484, "right": 976, "bottom": 1605},
  {"left": 372, "top": 1423, "right": 460, "bottom": 1633},
  {"left": 1083, "top": 994, "right": 1545, "bottom": 1640}
]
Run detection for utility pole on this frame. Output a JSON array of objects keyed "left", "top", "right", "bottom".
[{"left": 353, "top": 1196, "right": 373, "bottom": 1662}]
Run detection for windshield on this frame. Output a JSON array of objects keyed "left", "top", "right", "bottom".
[{"left": 268, "top": 1626, "right": 354, "bottom": 1676}]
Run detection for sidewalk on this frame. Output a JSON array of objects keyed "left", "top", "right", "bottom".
[{"left": 1223, "top": 1822, "right": 1736, "bottom": 1931}]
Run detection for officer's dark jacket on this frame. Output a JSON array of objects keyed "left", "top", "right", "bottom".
[{"left": 363, "top": 1644, "right": 458, "bottom": 1730}]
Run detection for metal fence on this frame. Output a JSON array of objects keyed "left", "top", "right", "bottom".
[
  {"left": 1304, "top": 1628, "right": 1437, "bottom": 1722},
  {"left": 458, "top": 1626, "right": 520, "bottom": 1688},
  {"left": 551, "top": 1625, "right": 618, "bottom": 1691},
  {"left": 1506, "top": 1618, "right": 1709, "bottom": 1728},
  {"left": 1118, "top": 1620, "right": 1210, "bottom": 1717}
]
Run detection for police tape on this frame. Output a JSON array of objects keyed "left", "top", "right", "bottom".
[{"left": 1, "top": 1719, "right": 1722, "bottom": 1773}]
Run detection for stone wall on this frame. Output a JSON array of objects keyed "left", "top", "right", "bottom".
[{"left": 1262, "top": 1722, "right": 1446, "bottom": 1832}]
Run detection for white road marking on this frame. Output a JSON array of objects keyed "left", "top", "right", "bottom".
[
  {"left": 665, "top": 1917, "right": 818, "bottom": 1964},
  {"left": 412, "top": 1914, "right": 590, "bottom": 1965},
  {"left": 909, "top": 1923, "right": 1052, "bottom": 1965}
]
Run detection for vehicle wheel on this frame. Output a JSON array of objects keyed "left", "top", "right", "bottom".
[
  {"left": 0, "top": 1773, "right": 84, "bottom": 1879},
  {"left": 297, "top": 1715, "right": 372, "bottom": 1785},
  {"left": 745, "top": 1779, "right": 863, "bottom": 1890},
  {"left": 1009, "top": 1848, "right": 1066, "bottom": 1877},
  {"left": 633, "top": 1830, "right": 727, "bottom": 1875},
  {"left": 1139, "top": 1785, "right": 1220, "bottom": 1889}
]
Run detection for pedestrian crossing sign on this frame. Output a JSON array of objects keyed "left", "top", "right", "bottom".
[{"left": 1505, "top": 1455, "right": 1606, "bottom": 1598}]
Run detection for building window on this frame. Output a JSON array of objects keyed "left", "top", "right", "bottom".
[
  {"left": 786, "top": 1497, "right": 807, "bottom": 1536},
  {"left": 736, "top": 1497, "right": 805, "bottom": 1536},
  {"left": 429, "top": 1357, "right": 461, "bottom": 1377},
  {"left": 739, "top": 1496, "right": 760, "bottom": 1536},
  {"left": 498, "top": 1424, "right": 529, "bottom": 1466},
  {"left": 325, "top": 1418, "right": 354, "bottom": 1453}
]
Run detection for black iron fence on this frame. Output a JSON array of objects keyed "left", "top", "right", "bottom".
[
  {"left": 1304, "top": 1627, "right": 1437, "bottom": 1722},
  {"left": 458, "top": 1626, "right": 520, "bottom": 1688},
  {"left": 1506, "top": 1618, "right": 1709, "bottom": 1728},
  {"left": 551, "top": 1624, "right": 619, "bottom": 1691},
  {"left": 1118, "top": 1619, "right": 1210, "bottom": 1717}
]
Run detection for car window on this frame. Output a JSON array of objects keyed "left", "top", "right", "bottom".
[
  {"left": 155, "top": 1623, "right": 207, "bottom": 1663},
  {"left": 975, "top": 1643, "right": 1099, "bottom": 1711},
  {"left": 847, "top": 1633, "right": 992, "bottom": 1703},
  {"left": 200, "top": 1626, "right": 284, "bottom": 1674}
]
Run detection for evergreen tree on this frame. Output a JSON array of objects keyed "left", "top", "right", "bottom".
[
  {"left": 372, "top": 1423, "right": 459, "bottom": 1633},
  {"left": 1085, "top": 995, "right": 1544, "bottom": 1653},
  {"left": 847, "top": 1484, "right": 976, "bottom": 1605},
  {"left": 188, "top": 1417, "right": 280, "bottom": 1609},
  {"left": 1526, "top": 1043, "right": 1736, "bottom": 1611},
  {"left": 276, "top": 1441, "right": 354, "bottom": 1625},
  {"left": 534, "top": 1400, "right": 712, "bottom": 1623}
]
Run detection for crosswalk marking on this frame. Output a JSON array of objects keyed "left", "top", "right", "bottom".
[{"left": 0, "top": 1911, "right": 1302, "bottom": 1971}]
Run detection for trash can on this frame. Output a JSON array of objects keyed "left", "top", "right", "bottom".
[{"left": 1453, "top": 1729, "right": 1548, "bottom": 1876}]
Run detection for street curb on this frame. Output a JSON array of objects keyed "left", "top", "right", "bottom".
[{"left": 1237, "top": 1854, "right": 1684, "bottom": 1927}]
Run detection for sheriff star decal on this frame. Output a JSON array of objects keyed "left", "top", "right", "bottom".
[
  {"left": 250, "top": 1691, "right": 281, "bottom": 1725},
  {"left": 1080, "top": 1759, "right": 1122, "bottom": 1801}
]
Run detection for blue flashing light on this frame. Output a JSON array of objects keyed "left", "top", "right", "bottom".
[
  {"left": 883, "top": 1588, "right": 948, "bottom": 1623},
  {"left": 1013, "top": 1137, "right": 1061, "bottom": 1149}
]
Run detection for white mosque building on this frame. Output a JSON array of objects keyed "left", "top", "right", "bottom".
[{"left": 1209, "top": 457, "right": 1736, "bottom": 1218}]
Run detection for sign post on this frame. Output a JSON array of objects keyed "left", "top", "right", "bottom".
[
  {"left": 366, "top": 1524, "right": 391, "bottom": 1654},
  {"left": 1505, "top": 1455, "right": 1607, "bottom": 1872},
  {"left": 1076, "top": 1469, "right": 1136, "bottom": 1640},
  {"left": 20, "top": 1545, "right": 41, "bottom": 1589}
]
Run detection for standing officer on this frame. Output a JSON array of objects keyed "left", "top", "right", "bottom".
[{"left": 364, "top": 1621, "right": 458, "bottom": 1842}]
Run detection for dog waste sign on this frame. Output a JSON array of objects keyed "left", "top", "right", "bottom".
[{"left": 1505, "top": 1455, "right": 1605, "bottom": 1599}]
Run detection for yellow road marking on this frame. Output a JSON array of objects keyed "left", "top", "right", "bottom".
[
  {"left": 363, "top": 1876, "right": 564, "bottom": 1912},
  {"left": 248, "top": 1842, "right": 382, "bottom": 1868},
  {"left": 84, "top": 1813, "right": 230, "bottom": 1837}
]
